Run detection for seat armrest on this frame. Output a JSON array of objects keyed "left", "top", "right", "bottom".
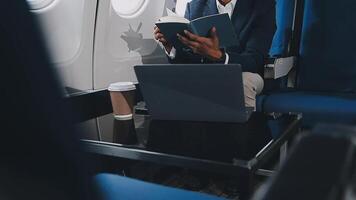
[
  {"left": 264, "top": 56, "right": 296, "bottom": 79},
  {"left": 64, "top": 89, "right": 112, "bottom": 122}
]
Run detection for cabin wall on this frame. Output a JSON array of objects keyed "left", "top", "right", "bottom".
[
  {"left": 93, "top": 0, "right": 174, "bottom": 89},
  {"left": 27, "top": 0, "right": 99, "bottom": 140},
  {"left": 28, "top": 0, "right": 97, "bottom": 92},
  {"left": 27, "top": 0, "right": 191, "bottom": 142}
]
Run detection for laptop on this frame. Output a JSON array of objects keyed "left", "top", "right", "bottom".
[{"left": 134, "top": 64, "right": 253, "bottom": 123}]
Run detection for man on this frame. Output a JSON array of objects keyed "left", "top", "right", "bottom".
[
  {"left": 150, "top": 0, "right": 276, "bottom": 161},
  {"left": 154, "top": 0, "right": 276, "bottom": 109}
]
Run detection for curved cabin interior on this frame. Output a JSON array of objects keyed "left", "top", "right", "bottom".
[{"left": 1, "top": 0, "right": 356, "bottom": 200}]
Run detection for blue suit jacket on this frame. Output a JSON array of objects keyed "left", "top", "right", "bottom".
[{"left": 169, "top": 0, "right": 276, "bottom": 75}]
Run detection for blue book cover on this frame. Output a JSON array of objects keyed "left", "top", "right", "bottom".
[{"left": 156, "top": 13, "right": 238, "bottom": 49}]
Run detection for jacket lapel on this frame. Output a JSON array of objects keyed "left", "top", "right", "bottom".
[
  {"left": 205, "top": 0, "right": 219, "bottom": 15},
  {"left": 231, "top": 0, "right": 253, "bottom": 36}
]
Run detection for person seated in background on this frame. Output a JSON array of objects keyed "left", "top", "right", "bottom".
[
  {"left": 155, "top": 0, "right": 276, "bottom": 109},
  {"left": 149, "top": 0, "right": 276, "bottom": 161}
]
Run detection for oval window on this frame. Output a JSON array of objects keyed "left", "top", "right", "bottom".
[
  {"left": 111, "top": 0, "right": 149, "bottom": 18},
  {"left": 27, "top": 0, "right": 56, "bottom": 10}
]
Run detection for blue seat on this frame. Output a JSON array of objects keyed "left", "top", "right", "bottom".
[
  {"left": 262, "top": 92, "right": 356, "bottom": 115},
  {"left": 253, "top": 0, "right": 298, "bottom": 139},
  {"left": 263, "top": 0, "right": 296, "bottom": 92},
  {"left": 255, "top": 125, "right": 356, "bottom": 200},
  {"left": 269, "top": 0, "right": 296, "bottom": 57},
  {"left": 262, "top": 92, "right": 356, "bottom": 125},
  {"left": 95, "top": 174, "right": 222, "bottom": 200},
  {"left": 262, "top": 0, "right": 356, "bottom": 126}
]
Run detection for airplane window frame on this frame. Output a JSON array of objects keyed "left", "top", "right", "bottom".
[
  {"left": 26, "top": 0, "right": 56, "bottom": 10},
  {"left": 111, "top": 0, "right": 150, "bottom": 19}
]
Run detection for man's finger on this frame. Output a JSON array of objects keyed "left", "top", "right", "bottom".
[
  {"left": 184, "top": 30, "right": 201, "bottom": 41},
  {"left": 155, "top": 33, "right": 166, "bottom": 41},
  {"left": 153, "top": 27, "right": 160, "bottom": 34},
  {"left": 178, "top": 34, "right": 200, "bottom": 48},
  {"left": 154, "top": 34, "right": 159, "bottom": 40},
  {"left": 177, "top": 33, "right": 190, "bottom": 44},
  {"left": 159, "top": 38, "right": 168, "bottom": 44},
  {"left": 185, "top": 30, "right": 211, "bottom": 44},
  {"left": 156, "top": 33, "right": 164, "bottom": 38},
  {"left": 210, "top": 27, "right": 219, "bottom": 42},
  {"left": 210, "top": 27, "right": 217, "bottom": 36}
]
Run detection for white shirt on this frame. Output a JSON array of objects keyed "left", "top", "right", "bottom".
[
  {"left": 216, "top": 0, "right": 237, "bottom": 18},
  {"left": 166, "top": 0, "right": 237, "bottom": 64}
]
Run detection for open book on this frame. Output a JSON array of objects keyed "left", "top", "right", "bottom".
[{"left": 156, "top": 12, "right": 238, "bottom": 48}]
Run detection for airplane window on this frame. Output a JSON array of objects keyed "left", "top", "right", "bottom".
[
  {"left": 111, "top": 0, "right": 150, "bottom": 19},
  {"left": 26, "top": 0, "right": 55, "bottom": 10}
]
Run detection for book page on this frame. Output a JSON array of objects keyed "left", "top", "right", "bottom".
[
  {"left": 157, "top": 15, "right": 189, "bottom": 24},
  {"left": 191, "top": 13, "right": 225, "bottom": 23},
  {"left": 166, "top": 8, "right": 179, "bottom": 17}
]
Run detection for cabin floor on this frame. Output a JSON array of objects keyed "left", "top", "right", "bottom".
[{"left": 126, "top": 162, "right": 252, "bottom": 200}]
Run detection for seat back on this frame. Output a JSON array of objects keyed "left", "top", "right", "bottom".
[
  {"left": 254, "top": 125, "right": 356, "bottom": 200},
  {"left": 263, "top": 0, "right": 298, "bottom": 93},
  {"left": 0, "top": 1, "right": 90, "bottom": 199},
  {"left": 269, "top": 0, "right": 296, "bottom": 57},
  {"left": 297, "top": 0, "right": 356, "bottom": 92}
]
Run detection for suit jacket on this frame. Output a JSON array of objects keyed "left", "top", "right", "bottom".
[{"left": 169, "top": 0, "right": 276, "bottom": 75}]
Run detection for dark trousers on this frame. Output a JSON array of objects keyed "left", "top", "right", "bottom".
[{"left": 147, "top": 113, "right": 272, "bottom": 162}]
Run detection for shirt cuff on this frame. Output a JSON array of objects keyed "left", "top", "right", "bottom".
[
  {"left": 224, "top": 53, "right": 229, "bottom": 64},
  {"left": 165, "top": 47, "right": 176, "bottom": 59}
]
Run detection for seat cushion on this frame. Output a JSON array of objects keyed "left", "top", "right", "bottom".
[
  {"left": 261, "top": 91, "right": 356, "bottom": 125},
  {"left": 94, "top": 174, "right": 223, "bottom": 200}
]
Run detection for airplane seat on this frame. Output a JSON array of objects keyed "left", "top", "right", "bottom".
[
  {"left": 95, "top": 174, "right": 223, "bottom": 200},
  {"left": 0, "top": 1, "right": 91, "bottom": 199},
  {"left": 254, "top": 0, "right": 297, "bottom": 139},
  {"left": 253, "top": 124, "right": 356, "bottom": 200},
  {"left": 259, "top": 0, "right": 296, "bottom": 94},
  {"left": 0, "top": 1, "right": 222, "bottom": 199},
  {"left": 256, "top": 0, "right": 296, "bottom": 103},
  {"left": 260, "top": 0, "right": 356, "bottom": 127},
  {"left": 269, "top": 0, "right": 295, "bottom": 57}
]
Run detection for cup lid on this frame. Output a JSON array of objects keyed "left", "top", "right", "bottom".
[{"left": 108, "top": 82, "right": 136, "bottom": 92}]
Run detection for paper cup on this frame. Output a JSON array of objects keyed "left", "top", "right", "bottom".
[
  {"left": 108, "top": 82, "right": 136, "bottom": 116},
  {"left": 108, "top": 82, "right": 138, "bottom": 144}
]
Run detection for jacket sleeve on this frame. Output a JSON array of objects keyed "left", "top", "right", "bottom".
[{"left": 227, "top": 2, "right": 276, "bottom": 74}]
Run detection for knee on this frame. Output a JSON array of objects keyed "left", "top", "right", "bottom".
[{"left": 242, "top": 72, "right": 264, "bottom": 95}]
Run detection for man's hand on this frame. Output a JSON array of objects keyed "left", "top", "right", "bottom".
[
  {"left": 154, "top": 26, "right": 173, "bottom": 53},
  {"left": 177, "top": 27, "right": 223, "bottom": 61}
]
